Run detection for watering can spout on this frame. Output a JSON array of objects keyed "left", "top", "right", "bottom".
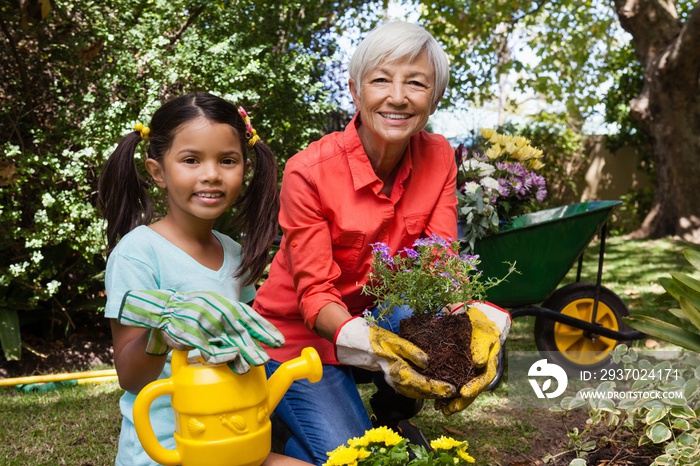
[{"left": 267, "top": 347, "right": 323, "bottom": 412}]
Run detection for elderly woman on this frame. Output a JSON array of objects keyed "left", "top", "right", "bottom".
[{"left": 254, "top": 21, "right": 509, "bottom": 464}]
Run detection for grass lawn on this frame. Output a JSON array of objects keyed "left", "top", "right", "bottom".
[
  {"left": 0, "top": 379, "right": 122, "bottom": 466},
  {"left": 1, "top": 237, "right": 698, "bottom": 465}
]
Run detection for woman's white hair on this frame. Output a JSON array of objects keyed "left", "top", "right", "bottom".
[{"left": 349, "top": 21, "right": 450, "bottom": 108}]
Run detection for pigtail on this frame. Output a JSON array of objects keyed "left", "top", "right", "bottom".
[
  {"left": 234, "top": 139, "right": 280, "bottom": 286},
  {"left": 97, "top": 131, "right": 153, "bottom": 256}
]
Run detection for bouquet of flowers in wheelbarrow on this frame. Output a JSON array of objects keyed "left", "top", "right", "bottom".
[{"left": 456, "top": 128, "right": 547, "bottom": 252}]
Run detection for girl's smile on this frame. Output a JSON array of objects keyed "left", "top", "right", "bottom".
[{"left": 146, "top": 116, "right": 247, "bottom": 227}]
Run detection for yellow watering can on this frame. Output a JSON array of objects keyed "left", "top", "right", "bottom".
[{"left": 133, "top": 347, "right": 322, "bottom": 466}]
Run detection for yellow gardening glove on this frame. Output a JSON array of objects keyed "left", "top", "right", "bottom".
[
  {"left": 435, "top": 302, "right": 511, "bottom": 415},
  {"left": 335, "top": 317, "right": 457, "bottom": 399}
]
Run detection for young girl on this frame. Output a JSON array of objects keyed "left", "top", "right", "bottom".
[{"left": 98, "top": 92, "right": 311, "bottom": 466}]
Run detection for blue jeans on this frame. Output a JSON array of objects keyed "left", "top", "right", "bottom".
[{"left": 265, "top": 305, "right": 414, "bottom": 465}]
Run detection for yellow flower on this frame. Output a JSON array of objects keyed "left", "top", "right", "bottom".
[
  {"left": 430, "top": 436, "right": 464, "bottom": 450},
  {"left": 430, "top": 436, "right": 476, "bottom": 463},
  {"left": 514, "top": 136, "right": 530, "bottom": 147},
  {"left": 494, "top": 133, "right": 510, "bottom": 147},
  {"left": 479, "top": 128, "right": 496, "bottom": 140},
  {"left": 512, "top": 135, "right": 531, "bottom": 147},
  {"left": 457, "top": 448, "right": 476, "bottom": 463},
  {"left": 529, "top": 159, "right": 545, "bottom": 170},
  {"left": 355, "top": 426, "right": 404, "bottom": 447},
  {"left": 324, "top": 445, "right": 369, "bottom": 466},
  {"left": 347, "top": 435, "right": 367, "bottom": 448},
  {"left": 503, "top": 141, "right": 519, "bottom": 155},
  {"left": 484, "top": 144, "right": 502, "bottom": 160}
]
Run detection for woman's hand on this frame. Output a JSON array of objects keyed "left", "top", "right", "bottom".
[
  {"left": 314, "top": 302, "right": 353, "bottom": 341},
  {"left": 334, "top": 316, "right": 457, "bottom": 399},
  {"left": 435, "top": 302, "right": 511, "bottom": 415}
]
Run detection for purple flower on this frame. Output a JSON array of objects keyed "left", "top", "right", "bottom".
[
  {"left": 370, "top": 242, "right": 394, "bottom": 265},
  {"left": 497, "top": 178, "right": 511, "bottom": 197},
  {"left": 512, "top": 177, "right": 527, "bottom": 197},
  {"left": 460, "top": 254, "right": 481, "bottom": 268},
  {"left": 412, "top": 234, "right": 450, "bottom": 250},
  {"left": 536, "top": 185, "right": 548, "bottom": 202}
]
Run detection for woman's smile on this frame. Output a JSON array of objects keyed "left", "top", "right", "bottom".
[
  {"left": 350, "top": 50, "right": 436, "bottom": 158},
  {"left": 380, "top": 112, "right": 411, "bottom": 120}
]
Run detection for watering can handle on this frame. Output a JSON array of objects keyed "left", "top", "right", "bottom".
[{"left": 133, "top": 378, "right": 181, "bottom": 466}]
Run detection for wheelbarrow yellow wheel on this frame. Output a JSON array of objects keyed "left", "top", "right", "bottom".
[{"left": 534, "top": 283, "right": 631, "bottom": 373}]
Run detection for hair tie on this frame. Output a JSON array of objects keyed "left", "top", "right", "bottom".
[
  {"left": 237, "top": 107, "right": 260, "bottom": 147},
  {"left": 134, "top": 122, "right": 150, "bottom": 141}
]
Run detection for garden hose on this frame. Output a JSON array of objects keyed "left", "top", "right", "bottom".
[{"left": 0, "top": 368, "right": 118, "bottom": 391}]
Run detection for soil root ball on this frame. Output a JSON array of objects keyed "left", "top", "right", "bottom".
[{"left": 399, "top": 313, "right": 480, "bottom": 388}]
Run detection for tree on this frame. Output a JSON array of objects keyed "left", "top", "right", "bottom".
[
  {"left": 611, "top": 0, "right": 700, "bottom": 241},
  {"left": 416, "top": 0, "right": 700, "bottom": 241},
  {"left": 0, "top": 0, "right": 372, "bottom": 357}
]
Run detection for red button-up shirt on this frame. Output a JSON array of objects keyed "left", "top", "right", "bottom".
[{"left": 253, "top": 114, "right": 457, "bottom": 364}]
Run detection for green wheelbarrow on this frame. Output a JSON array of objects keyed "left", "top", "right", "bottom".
[{"left": 463, "top": 200, "right": 645, "bottom": 377}]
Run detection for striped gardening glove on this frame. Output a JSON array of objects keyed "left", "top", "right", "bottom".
[{"left": 118, "top": 290, "right": 284, "bottom": 373}]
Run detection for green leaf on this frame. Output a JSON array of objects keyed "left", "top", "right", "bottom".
[
  {"left": 645, "top": 406, "right": 668, "bottom": 424},
  {"left": 653, "top": 291, "right": 677, "bottom": 304},
  {"left": 569, "top": 397, "right": 590, "bottom": 410},
  {"left": 671, "top": 418, "right": 690, "bottom": 431},
  {"left": 676, "top": 433, "right": 696, "bottom": 447},
  {"left": 683, "top": 378, "right": 699, "bottom": 400},
  {"left": 658, "top": 276, "right": 680, "bottom": 299},
  {"left": 0, "top": 308, "right": 21, "bottom": 361},
  {"left": 669, "top": 405, "right": 696, "bottom": 419},
  {"left": 0, "top": 309, "right": 22, "bottom": 361},
  {"left": 684, "top": 249, "right": 700, "bottom": 271},
  {"left": 646, "top": 423, "right": 672, "bottom": 443},
  {"left": 665, "top": 272, "right": 700, "bottom": 303},
  {"left": 679, "top": 296, "right": 700, "bottom": 332},
  {"left": 623, "top": 316, "right": 700, "bottom": 352},
  {"left": 671, "top": 271, "right": 700, "bottom": 290},
  {"left": 669, "top": 307, "right": 688, "bottom": 321}
]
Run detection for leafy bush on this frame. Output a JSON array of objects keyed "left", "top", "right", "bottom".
[
  {"left": 551, "top": 249, "right": 700, "bottom": 464},
  {"left": 0, "top": 0, "right": 370, "bottom": 359},
  {"left": 625, "top": 249, "right": 700, "bottom": 352},
  {"left": 555, "top": 345, "right": 700, "bottom": 466}
]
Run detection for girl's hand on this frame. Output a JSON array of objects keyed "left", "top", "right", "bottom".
[
  {"left": 110, "top": 320, "right": 167, "bottom": 394},
  {"left": 119, "top": 290, "right": 284, "bottom": 372}
]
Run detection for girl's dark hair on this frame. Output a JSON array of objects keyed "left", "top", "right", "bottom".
[{"left": 97, "top": 92, "right": 279, "bottom": 285}]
